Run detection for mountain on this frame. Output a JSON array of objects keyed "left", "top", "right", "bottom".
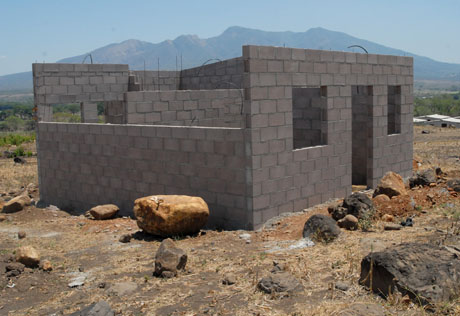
[
  {"left": 0, "top": 72, "right": 33, "bottom": 92},
  {"left": 1, "top": 26, "right": 460, "bottom": 92}
]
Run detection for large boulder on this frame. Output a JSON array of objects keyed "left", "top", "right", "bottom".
[
  {"left": 134, "top": 195, "right": 209, "bottom": 237},
  {"left": 409, "top": 169, "right": 437, "bottom": 188},
  {"left": 302, "top": 214, "right": 340, "bottom": 242},
  {"left": 15, "top": 246, "right": 40, "bottom": 268},
  {"left": 359, "top": 243, "right": 460, "bottom": 304},
  {"left": 373, "top": 171, "right": 407, "bottom": 198},
  {"left": 342, "top": 192, "right": 374, "bottom": 219},
  {"left": 89, "top": 204, "right": 119, "bottom": 220},
  {"left": 154, "top": 238, "right": 187, "bottom": 278},
  {"left": 2, "top": 194, "right": 31, "bottom": 213},
  {"left": 258, "top": 272, "right": 303, "bottom": 294}
]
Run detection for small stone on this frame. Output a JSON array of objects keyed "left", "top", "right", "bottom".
[
  {"left": 2, "top": 194, "right": 31, "bottom": 213},
  {"left": 89, "top": 204, "right": 119, "bottom": 220},
  {"left": 17, "top": 231, "right": 26, "bottom": 239},
  {"left": 222, "top": 274, "right": 236, "bottom": 285},
  {"left": 384, "top": 223, "right": 402, "bottom": 231},
  {"left": 335, "top": 281, "right": 350, "bottom": 291},
  {"left": 68, "top": 273, "right": 87, "bottom": 288},
  {"left": 239, "top": 233, "right": 251, "bottom": 240},
  {"left": 400, "top": 217, "right": 414, "bottom": 227},
  {"left": 98, "top": 282, "right": 106, "bottom": 288},
  {"left": 5, "top": 262, "right": 25, "bottom": 276},
  {"left": 0, "top": 215, "right": 6, "bottom": 222},
  {"left": 337, "top": 214, "right": 359, "bottom": 230},
  {"left": 381, "top": 214, "right": 394, "bottom": 222},
  {"left": 258, "top": 272, "right": 303, "bottom": 294},
  {"left": 68, "top": 301, "right": 114, "bottom": 316},
  {"left": 108, "top": 281, "right": 138, "bottom": 296},
  {"left": 40, "top": 260, "right": 52, "bottom": 272},
  {"left": 119, "top": 234, "right": 132, "bottom": 243},
  {"left": 154, "top": 238, "right": 187, "bottom": 278},
  {"left": 15, "top": 246, "right": 40, "bottom": 268}
]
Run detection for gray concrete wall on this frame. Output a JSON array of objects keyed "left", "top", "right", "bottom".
[
  {"left": 37, "top": 122, "right": 248, "bottom": 229},
  {"left": 105, "top": 101, "right": 125, "bottom": 124},
  {"left": 180, "top": 57, "right": 244, "bottom": 90},
  {"left": 242, "top": 45, "right": 413, "bottom": 228},
  {"left": 123, "top": 89, "right": 244, "bottom": 127},
  {"left": 33, "top": 63, "right": 129, "bottom": 105},
  {"left": 131, "top": 71, "right": 180, "bottom": 91}
]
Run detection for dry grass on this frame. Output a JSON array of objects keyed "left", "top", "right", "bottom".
[
  {"left": 0, "top": 157, "right": 37, "bottom": 193},
  {"left": 0, "top": 127, "right": 460, "bottom": 315}
]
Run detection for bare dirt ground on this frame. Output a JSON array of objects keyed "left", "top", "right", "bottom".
[{"left": 0, "top": 127, "right": 459, "bottom": 316}]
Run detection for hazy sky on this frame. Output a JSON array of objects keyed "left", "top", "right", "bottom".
[{"left": 1, "top": 0, "right": 459, "bottom": 76}]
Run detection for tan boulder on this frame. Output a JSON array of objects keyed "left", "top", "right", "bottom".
[
  {"left": 16, "top": 246, "right": 40, "bottom": 268},
  {"left": 89, "top": 204, "right": 119, "bottom": 220},
  {"left": 2, "top": 194, "right": 31, "bottom": 213},
  {"left": 40, "top": 259, "right": 52, "bottom": 271},
  {"left": 373, "top": 194, "right": 390, "bottom": 203},
  {"left": 381, "top": 214, "right": 394, "bottom": 222},
  {"left": 373, "top": 172, "right": 407, "bottom": 198},
  {"left": 133, "top": 195, "right": 209, "bottom": 237}
]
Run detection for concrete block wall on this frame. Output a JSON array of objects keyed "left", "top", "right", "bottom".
[
  {"left": 32, "top": 63, "right": 129, "bottom": 106},
  {"left": 180, "top": 57, "right": 244, "bottom": 90},
  {"left": 37, "top": 122, "right": 248, "bottom": 229},
  {"left": 123, "top": 89, "right": 244, "bottom": 127},
  {"left": 80, "top": 102, "right": 98, "bottom": 123},
  {"left": 242, "top": 45, "right": 413, "bottom": 228},
  {"left": 105, "top": 101, "right": 125, "bottom": 124},
  {"left": 131, "top": 71, "right": 180, "bottom": 91}
]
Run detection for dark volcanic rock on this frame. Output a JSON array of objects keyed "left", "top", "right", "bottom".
[
  {"left": 447, "top": 179, "right": 460, "bottom": 192},
  {"left": 359, "top": 243, "right": 460, "bottom": 304},
  {"left": 409, "top": 169, "right": 437, "bottom": 188},
  {"left": 328, "top": 206, "right": 348, "bottom": 221},
  {"left": 258, "top": 272, "right": 303, "bottom": 294},
  {"left": 342, "top": 192, "right": 374, "bottom": 219},
  {"left": 69, "top": 301, "right": 114, "bottom": 316},
  {"left": 154, "top": 238, "right": 187, "bottom": 278},
  {"left": 302, "top": 214, "right": 340, "bottom": 242}
]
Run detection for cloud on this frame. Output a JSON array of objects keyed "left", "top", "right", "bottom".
[{"left": 0, "top": 56, "right": 6, "bottom": 59}]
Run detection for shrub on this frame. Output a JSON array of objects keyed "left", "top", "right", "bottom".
[
  {"left": 0, "top": 133, "right": 35, "bottom": 147},
  {"left": 13, "top": 146, "right": 25, "bottom": 157}
]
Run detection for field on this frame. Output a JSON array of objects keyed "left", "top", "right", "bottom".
[{"left": 0, "top": 127, "right": 459, "bottom": 316}]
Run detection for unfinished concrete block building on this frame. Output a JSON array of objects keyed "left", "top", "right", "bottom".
[{"left": 33, "top": 45, "right": 413, "bottom": 229}]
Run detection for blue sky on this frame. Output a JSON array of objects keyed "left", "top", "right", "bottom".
[{"left": 1, "top": 0, "right": 459, "bottom": 76}]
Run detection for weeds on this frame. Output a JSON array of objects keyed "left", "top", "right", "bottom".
[{"left": 0, "top": 133, "right": 35, "bottom": 147}]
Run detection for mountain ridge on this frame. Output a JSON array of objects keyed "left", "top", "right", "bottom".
[{"left": 1, "top": 26, "right": 460, "bottom": 91}]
